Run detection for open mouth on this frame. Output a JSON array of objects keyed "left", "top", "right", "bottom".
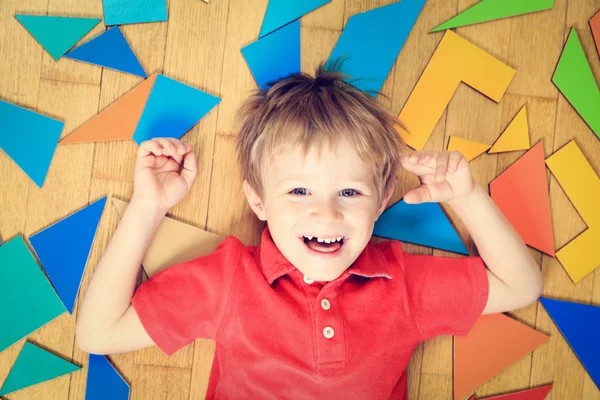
[{"left": 301, "top": 235, "right": 346, "bottom": 253}]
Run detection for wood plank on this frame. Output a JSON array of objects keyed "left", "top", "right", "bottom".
[
  {"left": 40, "top": 0, "right": 104, "bottom": 85},
  {"left": 301, "top": 0, "right": 345, "bottom": 31},
  {"left": 130, "top": 365, "right": 191, "bottom": 400}
]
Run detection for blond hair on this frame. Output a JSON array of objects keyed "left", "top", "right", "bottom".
[{"left": 235, "top": 62, "right": 406, "bottom": 202}]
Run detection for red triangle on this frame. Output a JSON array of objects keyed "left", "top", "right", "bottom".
[
  {"left": 454, "top": 314, "right": 549, "bottom": 399},
  {"left": 479, "top": 384, "right": 553, "bottom": 400},
  {"left": 490, "top": 141, "right": 555, "bottom": 256}
]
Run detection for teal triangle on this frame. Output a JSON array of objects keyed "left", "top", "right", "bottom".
[
  {"left": 540, "top": 298, "right": 600, "bottom": 389},
  {"left": 65, "top": 26, "right": 147, "bottom": 78},
  {"left": 15, "top": 15, "right": 101, "bottom": 60},
  {"left": 0, "top": 100, "right": 64, "bottom": 188},
  {"left": 132, "top": 74, "right": 221, "bottom": 145},
  {"left": 259, "top": 0, "right": 330, "bottom": 38},
  {"left": 0, "top": 341, "right": 80, "bottom": 396},
  {"left": 29, "top": 197, "right": 107, "bottom": 314},
  {"left": 373, "top": 200, "right": 468, "bottom": 254}
]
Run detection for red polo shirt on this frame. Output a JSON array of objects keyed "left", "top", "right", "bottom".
[{"left": 132, "top": 227, "right": 488, "bottom": 399}]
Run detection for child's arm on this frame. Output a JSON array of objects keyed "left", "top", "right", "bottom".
[
  {"left": 76, "top": 138, "right": 197, "bottom": 354},
  {"left": 400, "top": 151, "right": 543, "bottom": 315}
]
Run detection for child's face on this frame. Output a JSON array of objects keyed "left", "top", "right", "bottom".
[{"left": 244, "top": 139, "right": 393, "bottom": 282}]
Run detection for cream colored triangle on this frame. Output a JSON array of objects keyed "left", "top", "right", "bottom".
[
  {"left": 447, "top": 136, "right": 491, "bottom": 161},
  {"left": 111, "top": 197, "right": 225, "bottom": 277},
  {"left": 489, "top": 106, "right": 530, "bottom": 153}
]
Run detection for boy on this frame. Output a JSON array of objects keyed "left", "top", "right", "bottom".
[{"left": 76, "top": 65, "right": 543, "bottom": 399}]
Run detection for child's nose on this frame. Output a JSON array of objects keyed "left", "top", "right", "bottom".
[{"left": 309, "top": 199, "right": 343, "bottom": 224}]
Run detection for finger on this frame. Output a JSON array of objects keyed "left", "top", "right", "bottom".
[
  {"left": 164, "top": 137, "right": 188, "bottom": 155},
  {"left": 447, "top": 151, "right": 464, "bottom": 174},
  {"left": 137, "top": 139, "right": 163, "bottom": 158},
  {"left": 155, "top": 138, "right": 178, "bottom": 156},
  {"left": 408, "top": 151, "right": 429, "bottom": 165},
  {"left": 403, "top": 185, "right": 433, "bottom": 204},
  {"left": 180, "top": 151, "right": 198, "bottom": 189},
  {"left": 434, "top": 153, "right": 449, "bottom": 182}
]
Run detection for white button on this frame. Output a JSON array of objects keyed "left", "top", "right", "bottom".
[
  {"left": 303, "top": 276, "right": 314, "bottom": 284},
  {"left": 323, "top": 326, "right": 334, "bottom": 339},
  {"left": 321, "top": 299, "right": 331, "bottom": 310}
]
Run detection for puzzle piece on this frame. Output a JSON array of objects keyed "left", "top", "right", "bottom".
[
  {"left": 241, "top": 19, "right": 300, "bottom": 89},
  {"left": 0, "top": 100, "right": 64, "bottom": 187},
  {"left": 28, "top": 197, "right": 107, "bottom": 314},
  {"left": 0, "top": 236, "right": 66, "bottom": 352},
  {"left": 327, "top": 0, "right": 426, "bottom": 96},
  {"left": 489, "top": 105, "right": 530, "bottom": 153},
  {"left": 552, "top": 28, "right": 600, "bottom": 139},
  {"left": 259, "top": 0, "right": 329, "bottom": 38},
  {"left": 540, "top": 298, "right": 600, "bottom": 390},
  {"left": 373, "top": 199, "right": 468, "bottom": 254},
  {"left": 545, "top": 140, "right": 600, "bottom": 282},
  {"left": 447, "top": 136, "right": 491, "bottom": 161},
  {"left": 132, "top": 74, "right": 221, "bottom": 145},
  {"left": 15, "top": 15, "right": 101, "bottom": 60},
  {"left": 590, "top": 11, "right": 600, "bottom": 58},
  {"left": 473, "top": 384, "right": 553, "bottom": 400},
  {"left": 431, "top": 0, "right": 555, "bottom": 32},
  {"left": 65, "top": 26, "right": 147, "bottom": 78},
  {"left": 454, "top": 313, "right": 549, "bottom": 400},
  {"left": 490, "top": 142, "right": 554, "bottom": 256},
  {"left": 0, "top": 342, "right": 80, "bottom": 396},
  {"left": 85, "top": 355, "right": 130, "bottom": 400},
  {"left": 60, "top": 73, "right": 158, "bottom": 145},
  {"left": 112, "top": 198, "right": 224, "bottom": 276},
  {"left": 102, "top": 0, "right": 167, "bottom": 25},
  {"left": 398, "top": 30, "right": 515, "bottom": 150}
]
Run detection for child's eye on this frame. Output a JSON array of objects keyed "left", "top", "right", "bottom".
[
  {"left": 339, "top": 189, "right": 359, "bottom": 197},
  {"left": 290, "top": 188, "right": 308, "bottom": 196}
]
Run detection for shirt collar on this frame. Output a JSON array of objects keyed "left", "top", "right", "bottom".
[{"left": 255, "top": 226, "right": 394, "bottom": 285}]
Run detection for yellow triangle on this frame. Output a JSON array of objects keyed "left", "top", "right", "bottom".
[
  {"left": 489, "top": 106, "right": 530, "bottom": 153},
  {"left": 447, "top": 136, "right": 491, "bottom": 161}
]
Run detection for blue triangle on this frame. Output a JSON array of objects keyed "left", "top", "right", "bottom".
[
  {"left": 259, "top": 0, "right": 329, "bottom": 38},
  {"left": 326, "top": 0, "right": 426, "bottom": 96},
  {"left": 85, "top": 354, "right": 129, "bottom": 400},
  {"left": 15, "top": 15, "right": 101, "bottom": 60},
  {"left": 0, "top": 100, "right": 64, "bottom": 188},
  {"left": 540, "top": 297, "right": 600, "bottom": 389},
  {"left": 373, "top": 200, "right": 468, "bottom": 254},
  {"left": 65, "top": 27, "right": 147, "bottom": 78},
  {"left": 132, "top": 74, "right": 221, "bottom": 145},
  {"left": 29, "top": 197, "right": 107, "bottom": 314},
  {"left": 241, "top": 20, "right": 300, "bottom": 89}
]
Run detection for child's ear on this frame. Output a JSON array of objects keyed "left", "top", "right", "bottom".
[
  {"left": 375, "top": 187, "right": 394, "bottom": 220},
  {"left": 243, "top": 180, "right": 268, "bottom": 221}
]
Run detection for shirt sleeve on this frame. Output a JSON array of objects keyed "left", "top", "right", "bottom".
[
  {"left": 131, "top": 235, "right": 243, "bottom": 355},
  {"left": 401, "top": 251, "right": 489, "bottom": 341}
]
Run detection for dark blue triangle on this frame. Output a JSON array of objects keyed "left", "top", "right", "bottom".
[
  {"left": 540, "top": 297, "right": 600, "bottom": 389},
  {"left": 373, "top": 199, "right": 468, "bottom": 254},
  {"left": 29, "top": 197, "right": 107, "bottom": 314},
  {"left": 65, "top": 26, "right": 147, "bottom": 78},
  {"left": 85, "top": 354, "right": 129, "bottom": 400}
]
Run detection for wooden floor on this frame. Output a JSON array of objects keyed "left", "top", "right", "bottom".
[{"left": 1, "top": 0, "right": 599, "bottom": 399}]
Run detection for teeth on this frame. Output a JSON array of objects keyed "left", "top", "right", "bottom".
[
  {"left": 305, "top": 236, "right": 344, "bottom": 242},
  {"left": 306, "top": 236, "right": 313, "bottom": 240}
]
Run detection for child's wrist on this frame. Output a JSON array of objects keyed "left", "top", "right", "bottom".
[
  {"left": 446, "top": 184, "right": 482, "bottom": 209},
  {"left": 129, "top": 194, "right": 168, "bottom": 220}
]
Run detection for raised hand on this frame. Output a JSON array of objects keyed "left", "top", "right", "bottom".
[
  {"left": 132, "top": 137, "right": 198, "bottom": 214},
  {"left": 399, "top": 150, "right": 475, "bottom": 204}
]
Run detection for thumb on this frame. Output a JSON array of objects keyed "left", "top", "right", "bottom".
[
  {"left": 180, "top": 151, "right": 198, "bottom": 189},
  {"left": 403, "top": 185, "right": 432, "bottom": 204}
]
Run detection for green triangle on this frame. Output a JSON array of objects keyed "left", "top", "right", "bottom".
[
  {"left": 0, "top": 342, "right": 81, "bottom": 396},
  {"left": 15, "top": 15, "right": 101, "bottom": 60}
]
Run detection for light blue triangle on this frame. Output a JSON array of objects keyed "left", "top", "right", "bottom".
[
  {"left": 29, "top": 197, "right": 107, "bottom": 314},
  {"left": 103, "top": 0, "right": 168, "bottom": 26},
  {"left": 241, "top": 20, "right": 301, "bottom": 89},
  {"left": 85, "top": 355, "right": 130, "bottom": 400},
  {"left": 0, "top": 100, "right": 64, "bottom": 188},
  {"left": 15, "top": 15, "right": 101, "bottom": 60},
  {"left": 65, "top": 26, "right": 147, "bottom": 78},
  {"left": 373, "top": 200, "right": 468, "bottom": 254},
  {"left": 259, "top": 0, "right": 330, "bottom": 37},
  {"left": 540, "top": 298, "right": 600, "bottom": 389},
  {"left": 132, "top": 74, "right": 221, "bottom": 145},
  {"left": 326, "top": 0, "right": 426, "bottom": 96},
  {"left": 0, "top": 342, "right": 80, "bottom": 396}
]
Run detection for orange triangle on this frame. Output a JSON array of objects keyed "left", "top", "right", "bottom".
[
  {"left": 60, "top": 73, "right": 158, "bottom": 144},
  {"left": 481, "top": 384, "right": 553, "bottom": 400},
  {"left": 448, "top": 136, "right": 491, "bottom": 161},
  {"left": 490, "top": 141, "right": 555, "bottom": 256},
  {"left": 489, "top": 106, "right": 530, "bottom": 153},
  {"left": 454, "top": 313, "right": 549, "bottom": 400}
]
